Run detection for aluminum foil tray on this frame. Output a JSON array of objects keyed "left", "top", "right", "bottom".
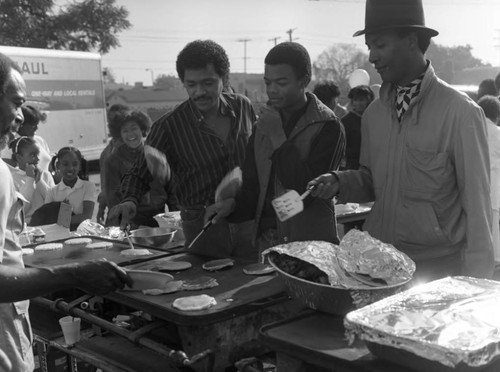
[{"left": 345, "top": 276, "right": 500, "bottom": 370}]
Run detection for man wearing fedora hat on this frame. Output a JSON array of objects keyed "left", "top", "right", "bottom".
[{"left": 309, "top": 0, "right": 494, "bottom": 282}]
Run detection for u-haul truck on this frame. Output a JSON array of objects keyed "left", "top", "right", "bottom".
[{"left": 0, "top": 45, "right": 108, "bottom": 161}]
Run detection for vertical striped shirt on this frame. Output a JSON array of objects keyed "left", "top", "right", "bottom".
[{"left": 121, "top": 93, "right": 256, "bottom": 207}]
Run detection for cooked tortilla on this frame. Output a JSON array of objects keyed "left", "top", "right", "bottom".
[
  {"left": 120, "top": 248, "right": 152, "bottom": 256},
  {"left": 142, "top": 280, "right": 184, "bottom": 295},
  {"left": 202, "top": 258, "right": 234, "bottom": 271},
  {"left": 64, "top": 238, "right": 93, "bottom": 246},
  {"left": 35, "top": 243, "right": 63, "bottom": 251},
  {"left": 86, "top": 241, "right": 113, "bottom": 249},
  {"left": 172, "top": 294, "right": 216, "bottom": 311},
  {"left": 22, "top": 248, "right": 34, "bottom": 255},
  {"left": 243, "top": 263, "right": 275, "bottom": 275},
  {"left": 154, "top": 261, "right": 192, "bottom": 271},
  {"left": 181, "top": 276, "right": 218, "bottom": 291}
]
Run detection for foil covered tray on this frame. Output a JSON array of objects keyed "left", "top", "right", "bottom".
[{"left": 345, "top": 276, "right": 500, "bottom": 370}]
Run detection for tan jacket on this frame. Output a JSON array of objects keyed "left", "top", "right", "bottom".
[{"left": 336, "top": 63, "right": 494, "bottom": 278}]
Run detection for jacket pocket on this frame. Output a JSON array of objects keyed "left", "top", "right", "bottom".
[
  {"left": 403, "top": 146, "right": 454, "bottom": 193},
  {"left": 396, "top": 202, "right": 450, "bottom": 248}
]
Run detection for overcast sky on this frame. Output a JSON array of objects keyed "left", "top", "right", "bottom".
[{"left": 98, "top": 0, "right": 500, "bottom": 85}]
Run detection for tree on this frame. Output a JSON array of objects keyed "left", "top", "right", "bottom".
[
  {"left": 0, "top": 0, "right": 131, "bottom": 54},
  {"left": 313, "top": 43, "right": 371, "bottom": 95},
  {"left": 154, "top": 74, "right": 183, "bottom": 90},
  {"left": 426, "top": 41, "right": 489, "bottom": 83}
]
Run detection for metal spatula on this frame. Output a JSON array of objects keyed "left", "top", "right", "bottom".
[{"left": 272, "top": 185, "right": 315, "bottom": 222}]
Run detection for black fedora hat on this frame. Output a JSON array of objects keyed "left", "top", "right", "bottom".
[{"left": 353, "top": 0, "right": 438, "bottom": 37}]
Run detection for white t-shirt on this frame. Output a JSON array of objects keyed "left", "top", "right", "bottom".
[
  {"left": 45, "top": 178, "right": 96, "bottom": 214},
  {"left": 6, "top": 163, "right": 54, "bottom": 223}
]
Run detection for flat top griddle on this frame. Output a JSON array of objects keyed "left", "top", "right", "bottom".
[
  {"left": 23, "top": 236, "right": 182, "bottom": 268},
  {"left": 106, "top": 253, "right": 288, "bottom": 326}
]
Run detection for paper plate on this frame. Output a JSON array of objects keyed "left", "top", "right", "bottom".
[{"left": 124, "top": 270, "right": 174, "bottom": 291}]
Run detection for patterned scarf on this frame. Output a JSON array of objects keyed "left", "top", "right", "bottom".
[{"left": 395, "top": 73, "right": 424, "bottom": 121}]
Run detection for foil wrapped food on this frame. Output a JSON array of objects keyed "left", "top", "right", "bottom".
[
  {"left": 262, "top": 229, "right": 415, "bottom": 290},
  {"left": 345, "top": 276, "right": 500, "bottom": 368},
  {"left": 76, "top": 219, "right": 124, "bottom": 240},
  {"left": 338, "top": 230, "right": 415, "bottom": 285}
]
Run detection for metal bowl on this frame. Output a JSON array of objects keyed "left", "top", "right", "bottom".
[
  {"left": 129, "top": 227, "right": 177, "bottom": 248},
  {"left": 268, "top": 255, "right": 410, "bottom": 316}
]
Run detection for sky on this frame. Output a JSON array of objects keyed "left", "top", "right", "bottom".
[{"left": 97, "top": 0, "right": 500, "bottom": 85}]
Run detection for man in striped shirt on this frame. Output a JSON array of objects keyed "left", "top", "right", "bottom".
[
  {"left": 109, "top": 40, "right": 256, "bottom": 259},
  {"left": 206, "top": 42, "right": 345, "bottom": 253}
]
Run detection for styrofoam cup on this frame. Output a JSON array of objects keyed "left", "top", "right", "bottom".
[{"left": 59, "top": 316, "right": 81, "bottom": 345}]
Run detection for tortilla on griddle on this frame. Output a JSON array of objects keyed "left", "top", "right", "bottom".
[
  {"left": 202, "top": 258, "right": 234, "bottom": 272},
  {"left": 64, "top": 238, "right": 93, "bottom": 246},
  {"left": 86, "top": 241, "right": 113, "bottom": 249},
  {"left": 172, "top": 294, "right": 216, "bottom": 311},
  {"left": 35, "top": 243, "right": 63, "bottom": 251},
  {"left": 142, "top": 280, "right": 184, "bottom": 295},
  {"left": 154, "top": 261, "right": 192, "bottom": 272},
  {"left": 181, "top": 276, "right": 218, "bottom": 291},
  {"left": 120, "top": 248, "right": 152, "bottom": 256},
  {"left": 243, "top": 263, "right": 275, "bottom": 275}
]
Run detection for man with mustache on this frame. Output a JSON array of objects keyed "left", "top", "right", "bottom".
[
  {"left": 0, "top": 52, "right": 132, "bottom": 372},
  {"left": 309, "top": 0, "right": 494, "bottom": 282},
  {"left": 110, "top": 40, "right": 256, "bottom": 259}
]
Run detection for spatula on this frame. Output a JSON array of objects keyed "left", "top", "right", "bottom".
[
  {"left": 272, "top": 185, "right": 316, "bottom": 222},
  {"left": 186, "top": 167, "right": 243, "bottom": 249}
]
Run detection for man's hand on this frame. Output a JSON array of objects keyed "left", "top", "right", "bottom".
[
  {"left": 204, "top": 198, "right": 236, "bottom": 224},
  {"left": 96, "top": 203, "right": 106, "bottom": 225},
  {"left": 71, "top": 259, "right": 133, "bottom": 295},
  {"left": 307, "top": 173, "right": 340, "bottom": 199},
  {"left": 107, "top": 201, "right": 137, "bottom": 230}
]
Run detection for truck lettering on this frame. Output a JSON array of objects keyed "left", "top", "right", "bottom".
[{"left": 21, "top": 62, "right": 49, "bottom": 75}]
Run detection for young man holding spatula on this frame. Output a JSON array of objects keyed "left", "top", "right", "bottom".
[{"left": 206, "top": 42, "right": 345, "bottom": 254}]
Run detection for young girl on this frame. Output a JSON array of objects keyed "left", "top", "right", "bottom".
[
  {"left": 6, "top": 136, "right": 55, "bottom": 223},
  {"left": 45, "top": 147, "right": 95, "bottom": 229}
]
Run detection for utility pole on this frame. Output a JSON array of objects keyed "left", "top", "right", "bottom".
[
  {"left": 268, "top": 36, "right": 281, "bottom": 46},
  {"left": 237, "top": 38, "right": 251, "bottom": 74},
  {"left": 286, "top": 28, "right": 297, "bottom": 42},
  {"left": 145, "top": 68, "right": 154, "bottom": 85}
]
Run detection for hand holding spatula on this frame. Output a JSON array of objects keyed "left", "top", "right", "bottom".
[
  {"left": 188, "top": 167, "right": 243, "bottom": 249},
  {"left": 272, "top": 184, "right": 316, "bottom": 222}
]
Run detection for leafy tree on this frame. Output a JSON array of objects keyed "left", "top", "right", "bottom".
[
  {"left": 154, "top": 74, "right": 183, "bottom": 90},
  {"left": 313, "top": 43, "right": 376, "bottom": 95},
  {"left": 426, "top": 41, "right": 489, "bottom": 83},
  {"left": 0, "top": 0, "right": 131, "bottom": 54}
]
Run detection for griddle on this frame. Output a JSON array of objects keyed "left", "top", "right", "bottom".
[
  {"left": 23, "top": 236, "right": 182, "bottom": 268},
  {"left": 106, "top": 253, "right": 289, "bottom": 326}
]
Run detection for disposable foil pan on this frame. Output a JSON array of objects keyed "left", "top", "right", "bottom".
[{"left": 345, "top": 276, "right": 500, "bottom": 370}]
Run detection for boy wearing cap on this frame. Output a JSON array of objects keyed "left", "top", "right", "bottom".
[{"left": 310, "top": 0, "right": 493, "bottom": 281}]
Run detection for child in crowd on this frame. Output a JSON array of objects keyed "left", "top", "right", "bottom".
[
  {"left": 6, "top": 136, "right": 54, "bottom": 223},
  {"left": 45, "top": 147, "right": 95, "bottom": 229}
]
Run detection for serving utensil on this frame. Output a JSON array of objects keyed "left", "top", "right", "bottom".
[
  {"left": 124, "top": 227, "right": 135, "bottom": 251},
  {"left": 272, "top": 185, "right": 316, "bottom": 222}
]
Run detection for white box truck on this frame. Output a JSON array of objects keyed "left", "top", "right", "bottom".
[{"left": 0, "top": 45, "right": 108, "bottom": 161}]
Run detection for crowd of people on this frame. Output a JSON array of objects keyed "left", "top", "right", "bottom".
[{"left": 1, "top": 0, "right": 500, "bottom": 370}]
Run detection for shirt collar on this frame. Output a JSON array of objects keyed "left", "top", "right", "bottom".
[
  {"left": 188, "top": 92, "right": 237, "bottom": 125},
  {"left": 58, "top": 177, "right": 83, "bottom": 191}
]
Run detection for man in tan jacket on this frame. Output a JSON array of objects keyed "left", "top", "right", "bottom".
[{"left": 309, "top": 0, "right": 494, "bottom": 282}]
